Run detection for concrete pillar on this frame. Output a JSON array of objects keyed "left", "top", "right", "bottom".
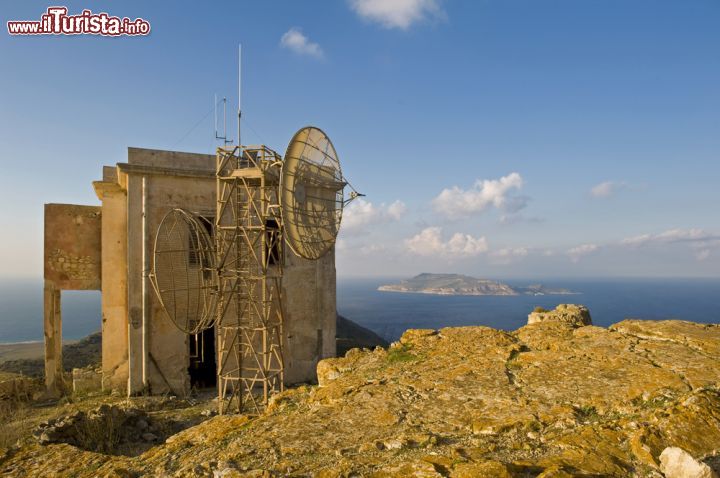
[
  {"left": 96, "top": 183, "right": 129, "bottom": 393},
  {"left": 43, "top": 283, "right": 63, "bottom": 396},
  {"left": 126, "top": 175, "right": 144, "bottom": 395}
]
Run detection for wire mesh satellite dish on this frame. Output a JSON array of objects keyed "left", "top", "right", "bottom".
[
  {"left": 150, "top": 208, "right": 217, "bottom": 335},
  {"left": 281, "top": 126, "right": 346, "bottom": 260}
]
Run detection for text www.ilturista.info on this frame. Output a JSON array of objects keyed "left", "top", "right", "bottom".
[{"left": 7, "top": 7, "right": 150, "bottom": 36}]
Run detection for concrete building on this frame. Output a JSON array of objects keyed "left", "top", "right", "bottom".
[{"left": 43, "top": 147, "right": 336, "bottom": 396}]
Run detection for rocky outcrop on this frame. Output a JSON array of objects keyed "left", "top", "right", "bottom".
[
  {"left": 3, "top": 310, "right": 720, "bottom": 477},
  {"left": 527, "top": 303, "right": 592, "bottom": 327}
]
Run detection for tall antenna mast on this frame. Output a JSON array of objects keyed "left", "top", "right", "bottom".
[{"left": 238, "top": 43, "right": 242, "bottom": 148}]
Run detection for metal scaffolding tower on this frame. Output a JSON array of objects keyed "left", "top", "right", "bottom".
[{"left": 215, "top": 145, "right": 285, "bottom": 414}]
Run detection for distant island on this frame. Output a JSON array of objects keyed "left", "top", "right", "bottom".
[{"left": 378, "top": 273, "right": 577, "bottom": 296}]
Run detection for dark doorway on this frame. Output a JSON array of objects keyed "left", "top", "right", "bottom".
[
  {"left": 188, "top": 326, "right": 216, "bottom": 389},
  {"left": 266, "top": 219, "right": 281, "bottom": 265}
]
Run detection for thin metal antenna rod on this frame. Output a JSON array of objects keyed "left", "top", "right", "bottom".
[
  {"left": 238, "top": 43, "right": 242, "bottom": 147},
  {"left": 215, "top": 95, "right": 230, "bottom": 145}
]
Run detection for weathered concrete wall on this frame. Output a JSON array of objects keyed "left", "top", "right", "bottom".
[
  {"left": 128, "top": 147, "right": 215, "bottom": 172},
  {"left": 123, "top": 147, "right": 216, "bottom": 396},
  {"left": 317, "top": 250, "right": 337, "bottom": 360},
  {"left": 43, "top": 203, "right": 102, "bottom": 395},
  {"left": 143, "top": 172, "right": 215, "bottom": 395},
  {"left": 283, "top": 247, "right": 337, "bottom": 385},
  {"left": 44, "top": 204, "right": 102, "bottom": 291},
  {"left": 93, "top": 182, "right": 129, "bottom": 392}
]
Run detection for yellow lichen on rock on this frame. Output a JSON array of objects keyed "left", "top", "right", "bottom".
[{"left": 2, "top": 311, "right": 720, "bottom": 477}]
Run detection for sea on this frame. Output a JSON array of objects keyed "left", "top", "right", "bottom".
[
  {"left": 338, "top": 277, "right": 720, "bottom": 341},
  {"left": 1, "top": 277, "right": 718, "bottom": 344}
]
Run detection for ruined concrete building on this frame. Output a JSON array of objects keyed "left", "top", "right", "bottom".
[{"left": 44, "top": 148, "right": 336, "bottom": 396}]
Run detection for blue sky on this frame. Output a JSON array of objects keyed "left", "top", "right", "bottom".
[{"left": 1, "top": 0, "right": 719, "bottom": 279}]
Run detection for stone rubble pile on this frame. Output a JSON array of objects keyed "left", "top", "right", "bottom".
[{"left": 33, "top": 404, "right": 164, "bottom": 453}]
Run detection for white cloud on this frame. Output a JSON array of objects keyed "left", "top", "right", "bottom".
[
  {"left": 657, "top": 229, "right": 707, "bottom": 242},
  {"left": 567, "top": 243, "right": 599, "bottom": 263},
  {"left": 342, "top": 198, "right": 377, "bottom": 230},
  {"left": 590, "top": 181, "right": 626, "bottom": 198},
  {"left": 490, "top": 247, "right": 529, "bottom": 264},
  {"left": 620, "top": 233, "right": 651, "bottom": 247},
  {"left": 342, "top": 198, "right": 406, "bottom": 232},
  {"left": 696, "top": 249, "right": 711, "bottom": 261},
  {"left": 280, "top": 28, "right": 324, "bottom": 58},
  {"left": 349, "top": 0, "right": 444, "bottom": 30},
  {"left": 360, "top": 244, "right": 387, "bottom": 255},
  {"left": 432, "top": 172, "right": 525, "bottom": 219},
  {"left": 405, "top": 227, "right": 488, "bottom": 257},
  {"left": 499, "top": 212, "right": 542, "bottom": 225},
  {"left": 621, "top": 228, "right": 719, "bottom": 247},
  {"left": 621, "top": 228, "right": 720, "bottom": 262},
  {"left": 386, "top": 200, "right": 407, "bottom": 220},
  {"left": 336, "top": 238, "right": 348, "bottom": 251},
  {"left": 491, "top": 247, "right": 528, "bottom": 258}
]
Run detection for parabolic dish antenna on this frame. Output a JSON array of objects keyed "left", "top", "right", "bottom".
[
  {"left": 281, "top": 126, "right": 346, "bottom": 260},
  {"left": 150, "top": 208, "right": 217, "bottom": 335}
]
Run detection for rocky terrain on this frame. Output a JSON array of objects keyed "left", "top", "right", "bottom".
[
  {"left": 378, "top": 273, "right": 575, "bottom": 296},
  {"left": 1, "top": 305, "right": 720, "bottom": 477}
]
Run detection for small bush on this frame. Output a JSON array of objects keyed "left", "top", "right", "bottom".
[
  {"left": 533, "top": 306, "right": 549, "bottom": 313},
  {"left": 387, "top": 344, "right": 418, "bottom": 363},
  {"left": 74, "top": 411, "right": 123, "bottom": 454},
  {"left": 575, "top": 405, "right": 599, "bottom": 422}
]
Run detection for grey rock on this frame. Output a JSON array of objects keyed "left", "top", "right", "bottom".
[{"left": 38, "top": 432, "right": 53, "bottom": 445}]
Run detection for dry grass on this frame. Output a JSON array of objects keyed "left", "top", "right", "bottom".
[
  {"left": 73, "top": 411, "right": 123, "bottom": 454},
  {"left": 0, "top": 400, "right": 32, "bottom": 449}
]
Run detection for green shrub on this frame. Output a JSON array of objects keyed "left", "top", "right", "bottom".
[
  {"left": 387, "top": 344, "right": 418, "bottom": 363},
  {"left": 575, "top": 405, "right": 599, "bottom": 422}
]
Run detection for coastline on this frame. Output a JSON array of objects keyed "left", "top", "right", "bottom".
[
  {"left": 377, "top": 286, "right": 581, "bottom": 296},
  {"left": 0, "top": 339, "right": 77, "bottom": 364},
  {"left": 0, "top": 340, "right": 43, "bottom": 345}
]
